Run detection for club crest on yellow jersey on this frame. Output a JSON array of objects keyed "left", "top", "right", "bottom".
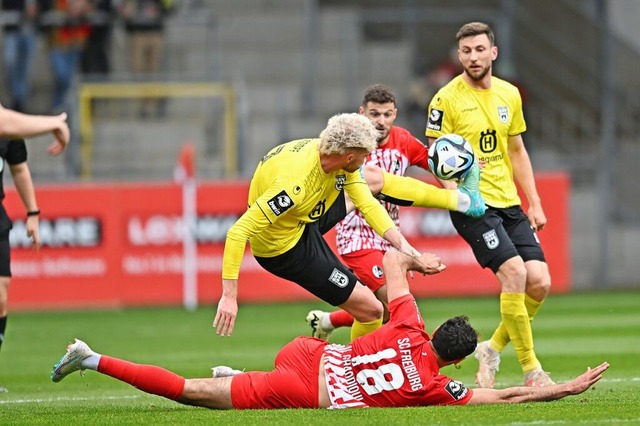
[{"left": 497, "top": 106, "right": 508, "bottom": 124}]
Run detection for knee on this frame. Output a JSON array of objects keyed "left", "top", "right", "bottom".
[
  {"left": 352, "top": 298, "right": 384, "bottom": 323},
  {"left": 496, "top": 258, "right": 528, "bottom": 292},
  {"left": 526, "top": 263, "right": 551, "bottom": 300},
  {"left": 365, "top": 300, "right": 384, "bottom": 322}
]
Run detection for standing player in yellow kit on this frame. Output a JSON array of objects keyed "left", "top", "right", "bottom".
[{"left": 425, "top": 22, "right": 554, "bottom": 387}]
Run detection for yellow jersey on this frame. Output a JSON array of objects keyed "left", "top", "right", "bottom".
[
  {"left": 222, "top": 138, "right": 396, "bottom": 279},
  {"left": 426, "top": 75, "right": 526, "bottom": 208}
]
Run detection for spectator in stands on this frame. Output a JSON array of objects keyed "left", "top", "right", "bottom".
[
  {"left": 1, "top": 0, "right": 41, "bottom": 112},
  {"left": 118, "top": 0, "right": 175, "bottom": 118},
  {"left": 80, "top": 0, "right": 114, "bottom": 78},
  {"left": 39, "top": 0, "right": 93, "bottom": 113}
]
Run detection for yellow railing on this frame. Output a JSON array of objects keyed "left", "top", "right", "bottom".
[{"left": 79, "top": 82, "right": 237, "bottom": 179}]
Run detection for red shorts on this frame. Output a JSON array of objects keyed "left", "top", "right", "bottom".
[
  {"left": 230, "top": 337, "right": 326, "bottom": 409},
  {"left": 341, "top": 249, "right": 386, "bottom": 293}
]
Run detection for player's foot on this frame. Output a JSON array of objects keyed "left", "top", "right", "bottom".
[
  {"left": 211, "top": 365, "right": 243, "bottom": 378},
  {"left": 306, "top": 310, "right": 334, "bottom": 340},
  {"left": 0, "top": 385, "right": 7, "bottom": 393},
  {"left": 474, "top": 341, "right": 500, "bottom": 388},
  {"left": 51, "top": 338, "right": 94, "bottom": 383},
  {"left": 459, "top": 162, "right": 486, "bottom": 218},
  {"left": 524, "top": 368, "right": 555, "bottom": 387}
]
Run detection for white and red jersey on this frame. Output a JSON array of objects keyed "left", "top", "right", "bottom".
[
  {"left": 336, "top": 126, "right": 429, "bottom": 255},
  {"left": 323, "top": 294, "right": 473, "bottom": 408}
]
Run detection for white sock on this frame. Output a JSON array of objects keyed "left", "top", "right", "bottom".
[
  {"left": 320, "top": 315, "right": 335, "bottom": 331},
  {"left": 81, "top": 353, "right": 102, "bottom": 370},
  {"left": 456, "top": 190, "right": 471, "bottom": 212}
]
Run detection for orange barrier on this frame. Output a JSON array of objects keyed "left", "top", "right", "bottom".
[{"left": 6, "top": 174, "right": 570, "bottom": 311}]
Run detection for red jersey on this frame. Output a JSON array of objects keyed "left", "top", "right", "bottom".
[
  {"left": 323, "top": 294, "right": 473, "bottom": 408},
  {"left": 336, "top": 126, "right": 429, "bottom": 255}
]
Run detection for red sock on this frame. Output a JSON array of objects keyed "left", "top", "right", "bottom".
[
  {"left": 329, "top": 310, "right": 355, "bottom": 328},
  {"left": 98, "top": 355, "right": 185, "bottom": 401}
]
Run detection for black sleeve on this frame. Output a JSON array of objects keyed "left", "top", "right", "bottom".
[{"left": 5, "top": 139, "right": 27, "bottom": 165}]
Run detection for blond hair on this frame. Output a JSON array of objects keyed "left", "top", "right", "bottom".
[{"left": 319, "top": 113, "right": 378, "bottom": 155}]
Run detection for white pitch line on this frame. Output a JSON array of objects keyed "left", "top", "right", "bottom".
[
  {"left": 0, "top": 394, "right": 141, "bottom": 404},
  {"left": 511, "top": 419, "right": 640, "bottom": 425},
  {"left": 1, "top": 378, "right": 638, "bottom": 406}
]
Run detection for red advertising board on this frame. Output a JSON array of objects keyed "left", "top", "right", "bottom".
[{"left": 5, "top": 174, "right": 570, "bottom": 311}]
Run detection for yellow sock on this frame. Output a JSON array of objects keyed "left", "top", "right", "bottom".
[
  {"left": 489, "top": 322, "right": 510, "bottom": 353},
  {"left": 525, "top": 294, "right": 543, "bottom": 320},
  {"left": 491, "top": 294, "right": 545, "bottom": 351},
  {"left": 500, "top": 293, "right": 540, "bottom": 373},
  {"left": 380, "top": 171, "right": 458, "bottom": 210},
  {"left": 351, "top": 317, "right": 383, "bottom": 341}
]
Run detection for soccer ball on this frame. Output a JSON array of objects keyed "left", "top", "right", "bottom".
[{"left": 428, "top": 134, "right": 475, "bottom": 180}]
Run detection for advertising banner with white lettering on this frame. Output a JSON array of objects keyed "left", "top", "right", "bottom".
[{"left": 6, "top": 174, "right": 570, "bottom": 311}]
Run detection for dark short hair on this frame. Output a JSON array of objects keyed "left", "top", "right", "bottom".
[
  {"left": 456, "top": 22, "right": 495, "bottom": 45},
  {"left": 431, "top": 315, "right": 478, "bottom": 362},
  {"left": 362, "top": 84, "right": 396, "bottom": 107}
]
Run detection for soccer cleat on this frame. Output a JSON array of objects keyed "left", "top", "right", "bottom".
[
  {"left": 0, "top": 385, "right": 7, "bottom": 393},
  {"left": 305, "top": 310, "right": 333, "bottom": 340},
  {"left": 459, "top": 162, "right": 487, "bottom": 218},
  {"left": 524, "top": 368, "right": 556, "bottom": 387},
  {"left": 211, "top": 365, "right": 243, "bottom": 378},
  {"left": 474, "top": 341, "right": 501, "bottom": 388},
  {"left": 51, "top": 338, "right": 94, "bottom": 383}
]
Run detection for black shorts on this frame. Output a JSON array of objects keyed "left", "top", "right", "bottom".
[
  {"left": 255, "top": 193, "right": 359, "bottom": 306},
  {"left": 450, "top": 205, "right": 546, "bottom": 273},
  {"left": 0, "top": 230, "right": 11, "bottom": 277}
]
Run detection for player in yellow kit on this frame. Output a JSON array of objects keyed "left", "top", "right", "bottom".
[
  {"left": 214, "top": 113, "right": 445, "bottom": 342},
  {"left": 425, "top": 22, "right": 553, "bottom": 387}
]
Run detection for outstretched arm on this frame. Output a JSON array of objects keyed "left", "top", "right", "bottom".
[
  {"left": 383, "top": 250, "right": 445, "bottom": 303},
  {"left": 0, "top": 106, "right": 70, "bottom": 155},
  {"left": 467, "top": 362, "right": 609, "bottom": 404}
]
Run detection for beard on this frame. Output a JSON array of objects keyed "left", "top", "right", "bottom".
[
  {"left": 376, "top": 128, "right": 389, "bottom": 144},
  {"left": 463, "top": 64, "right": 490, "bottom": 81}
]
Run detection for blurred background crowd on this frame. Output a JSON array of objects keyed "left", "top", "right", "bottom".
[
  {"left": 1, "top": 0, "right": 639, "bottom": 289},
  {"left": 2, "top": 0, "right": 174, "bottom": 114}
]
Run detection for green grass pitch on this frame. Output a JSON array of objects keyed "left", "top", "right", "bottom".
[{"left": 0, "top": 290, "right": 638, "bottom": 425}]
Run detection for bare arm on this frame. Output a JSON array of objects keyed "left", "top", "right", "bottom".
[
  {"left": 383, "top": 250, "right": 445, "bottom": 303},
  {"left": 10, "top": 162, "right": 41, "bottom": 249},
  {"left": 382, "top": 227, "right": 445, "bottom": 276},
  {"left": 0, "top": 107, "right": 70, "bottom": 155},
  {"left": 213, "top": 278, "right": 238, "bottom": 337},
  {"left": 508, "top": 134, "right": 546, "bottom": 231},
  {"left": 468, "top": 362, "right": 609, "bottom": 404}
]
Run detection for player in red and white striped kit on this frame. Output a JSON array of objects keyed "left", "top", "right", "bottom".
[{"left": 307, "top": 84, "right": 436, "bottom": 339}]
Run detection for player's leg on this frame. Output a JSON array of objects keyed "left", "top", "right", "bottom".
[
  {"left": 450, "top": 209, "right": 537, "bottom": 388},
  {"left": 50, "top": 338, "right": 235, "bottom": 409},
  {"left": 489, "top": 211, "right": 553, "bottom": 386},
  {"left": 362, "top": 164, "right": 486, "bottom": 217},
  {"left": 0, "top": 230, "right": 11, "bottom": 393},
  {"left": 491, "top": 261, "right": 551, "bottom": 350},
  {"left": 0, "top": 277, "right": 9, "bottom": 354},
  {"left": 307, "top": 249, "right": 388, "bottom": 339},
  {"left": 483, "top": 208, "right": 551, "bottom": 386},
  {"left": 340, "top": 283, "right": 383, "bottom": 341},
  {"left": 256, "top": 225, "right": 383, "bottom": 341}
]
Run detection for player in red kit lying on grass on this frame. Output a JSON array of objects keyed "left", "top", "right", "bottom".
[{"left": 51, "top": 250, "right": 608, "bottom": 409}]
